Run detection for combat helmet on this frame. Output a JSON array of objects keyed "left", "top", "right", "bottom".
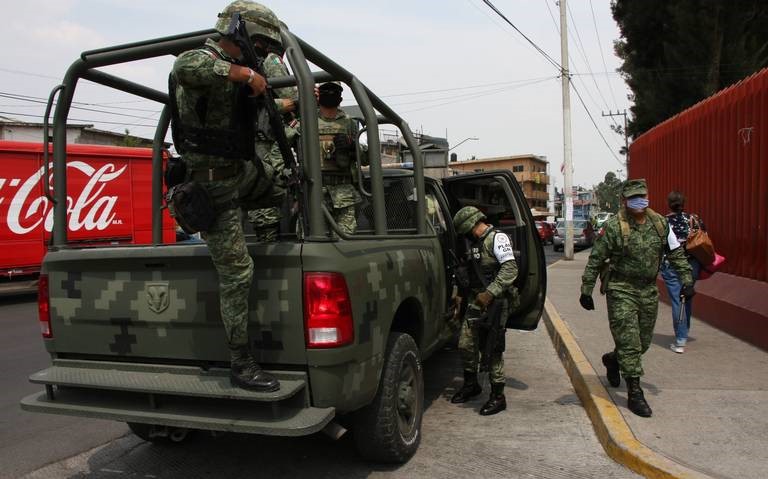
[
  {"left": 216, "top": 1, "right": 283, "bottom": 52},
  {"left": 453, "top": 206, "right": 486, "bottom": 235}
]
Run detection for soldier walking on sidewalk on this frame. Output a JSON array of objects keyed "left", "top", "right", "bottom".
[{"left": 579, "top": 179, "right": 694, "bottom": 417}]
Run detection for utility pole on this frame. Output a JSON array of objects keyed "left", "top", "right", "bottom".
[
  {"left": 560, "top": 0, "right": 574, "bottom": 260},
  {"left": 603, "top": 109, "right": 629, "bottom": 173}
]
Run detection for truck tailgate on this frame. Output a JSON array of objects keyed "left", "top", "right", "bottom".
[{"left": 43, "top": 242, "right": 307, "bottom": 366}]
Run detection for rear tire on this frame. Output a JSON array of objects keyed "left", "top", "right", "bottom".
[
  {"left": 353, "top": 332, "right": 424, "bottom": 463},
  {"left": 127, "top": 422, "right": 193, "bottom": 444}
]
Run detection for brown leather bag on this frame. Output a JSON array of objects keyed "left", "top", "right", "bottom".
[{"left": 685, "top": 215, "right": 715, "bottom": 266}]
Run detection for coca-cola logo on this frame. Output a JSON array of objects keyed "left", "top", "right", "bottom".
[{"left": 1, "top": 161, "right": 127, "bottom": 235}]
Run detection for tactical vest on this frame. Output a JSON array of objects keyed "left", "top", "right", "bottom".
[
  {"left": 318, "top": 113, "right": 354, "bottom": 173},
  {"left": 168, "top": 44, "right": 255, "bottom": 161},
  {"left": 466, "top": 228, "right": 501, "bottom": 290}
]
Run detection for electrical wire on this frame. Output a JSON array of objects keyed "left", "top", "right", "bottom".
[
  {"left": 569, "top": 83, "right": 624, "bottom": 166},
  {"left": 0, "top": 111, "right": 158, "bottom": 128},
  {"left": 588, "top": 0, "right": 620, "bottom": 108}
]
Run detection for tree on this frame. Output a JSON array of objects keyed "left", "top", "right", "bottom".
[
  {"left": 122, "top": 129, "right": 141, "bottom": 148},
  {"left": 594, "top": 171, "right": 622, "bottom": 213},
  {"left": 612, "top": 0, "right": 768, "bottom": 138}
]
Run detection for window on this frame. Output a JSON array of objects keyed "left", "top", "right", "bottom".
[{"left": 512, "top": 165, "right": 524, "bottom": 172}]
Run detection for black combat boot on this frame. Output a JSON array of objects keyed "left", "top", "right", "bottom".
[
  {"left": 451, "top": 371, "right": 483, "bottom": 403},
  {"left": 479, "top": 382, "right": 506, "bottom": 416},
  {"left": 602, "top": 351, "right": 621, "bottom": 388},
  {"left": 229, "top": 346, "right": 280, "bottom": 392},
  {"left": 625, "top": 376, "right": 652, "bottom": 417}
]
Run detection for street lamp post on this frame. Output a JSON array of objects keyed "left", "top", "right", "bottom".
[{"left": 448, "top": 137, "right": 479, "bottom": 151}]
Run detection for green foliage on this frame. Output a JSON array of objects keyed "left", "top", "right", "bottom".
[
  {"left": 612, "top": 0, "right": 768, "bottom": 138},
  {"left": 122, "top": 129, "right": 141, "bottom": 148},
  {"left": 594, "top": 171, "right": 622, "bottom": 213}
]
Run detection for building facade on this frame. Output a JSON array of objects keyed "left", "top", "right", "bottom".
[{"left": 450, "top": 154, "right": 551, "bottom": 216}]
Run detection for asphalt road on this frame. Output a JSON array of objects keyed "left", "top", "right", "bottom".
[
  {"left": 0, "top": 294, "right": 127, "bottom": 479},
  {"left": 2, "top": 243, "right": 590, "bottom": 478}
]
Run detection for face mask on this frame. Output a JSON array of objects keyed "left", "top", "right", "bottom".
[
  {"left": 626, "top": 197, "right": 649, "bottom": 211},
  {"left": 318, "top": 91, "right": 342, "bottom": 108}
]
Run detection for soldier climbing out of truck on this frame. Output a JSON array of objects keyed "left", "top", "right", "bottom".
[{"left": 167, "top": 0, "right": 285, "bottom": 392}]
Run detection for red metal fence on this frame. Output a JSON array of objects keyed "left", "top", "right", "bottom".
[{"left": 630, "top": 68, "right": 768, "bottom": 283}]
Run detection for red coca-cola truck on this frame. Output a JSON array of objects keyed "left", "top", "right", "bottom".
[{"left": 0, "top": 140, "right": 176, "bottom": 294}]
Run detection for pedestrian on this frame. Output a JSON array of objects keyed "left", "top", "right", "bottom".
[
  {"left": 316, "top": 81, "right": 364, "bottom": 235},
  {"left": 579, "top": 179, "right": 694, "bottom": 417},
  {"left": 662, "top": 191, "right": 704, "bottom": 353},
  {"left": 450, "top": 206, "right": 520, "bottom": 416},
  {"left": 169, "top": 0, "right": 282, "bottom": 392}
]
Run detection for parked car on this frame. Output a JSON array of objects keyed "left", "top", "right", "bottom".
[
  {"left": 553, "top": 220, "right": 595, "bottom": 252},
  {"left": 535, "top": 221, "right": 554, "bottom": 245}
]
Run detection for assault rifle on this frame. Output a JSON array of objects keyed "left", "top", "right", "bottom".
[
  {"left": 224, "top": 13, "right": 307, "bottom": 234},
  {"left": 478, "top": 300, "right": 504, "bottom": 372}
]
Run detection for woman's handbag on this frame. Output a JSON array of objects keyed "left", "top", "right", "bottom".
[
  {"left": 686, "top": 215, "right": 715, "bottom": 265},
  {"left": 699, "top": 252, "right": 725, "bottom": 280}
]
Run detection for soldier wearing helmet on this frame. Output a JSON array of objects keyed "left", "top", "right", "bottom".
[
  {"left": 450, "top": 206, "right": 519, "bottom": 415},
  {"left": 168, "top": 0, "right": 281, "bottom": 392},
  {"left": 315, "top": 81, "right": 365, "bottom": 235}
]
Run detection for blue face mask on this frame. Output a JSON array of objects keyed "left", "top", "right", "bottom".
[{"left": 626, "top": 197, "right": 649, "bottom": 210}]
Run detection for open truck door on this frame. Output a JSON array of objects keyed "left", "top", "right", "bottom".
[{"left": 442, "top": 171, "right": 546, "bottom": 330}]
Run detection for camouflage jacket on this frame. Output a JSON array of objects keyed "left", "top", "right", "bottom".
[
  {"left": 318, "top": 108, "right": 361, "bottom": 174},
  {"left": 581, "top": 209, "right": 693, "bottom": 295},
  {"left": 469, "top": 227, "right": 519, "bottom": 298},
  {"left": 264, "top": 52, "right": 297, "bottom": 110},
  {"left": 254, "top": 52, "right": 298, "bottom": 156},
  {"left": 171, "top": 39, "right": 244, "bottom": 170}
]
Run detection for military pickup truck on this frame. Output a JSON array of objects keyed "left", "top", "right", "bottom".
[{"left": 21, "top": 24, "right": 546, "bottom": 463}]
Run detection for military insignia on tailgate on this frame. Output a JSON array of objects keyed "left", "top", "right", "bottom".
[{"left": 146, "top": 282, "right": 170, "bottom": 314}]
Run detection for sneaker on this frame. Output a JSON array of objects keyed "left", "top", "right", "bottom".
[{"left": 669, "top": 343, "right": 685, "bottom": 354}]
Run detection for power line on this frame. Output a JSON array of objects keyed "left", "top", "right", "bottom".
[
  {"left": 0, "top": 67, "right": 61, "bottom": 80},
  {"left": 0, "top": 91, "right": 160, "bottom": 113},
  {"left": 400, "top": 77, "right": 555, "bottom": 114},
  {"left": 0, "top": 111, "right": 158, "bottom": 128},
  {"left": 566, "top": 2, "right": 620, "bottom": 128},
  {"left": 588, "top": 0, "right": 620, "bottom": 107},
  {"left": 569, "top": 83, "right": 624, "bottom": 166},
  {"left": 480, "top": 0, "right": 562, "bottom": 70},
  {"left": 379, "top": 76, "right": 556, "bottom": 98},
  {"left": 0, "top": 93, "right": 161, "bottom": 120}
]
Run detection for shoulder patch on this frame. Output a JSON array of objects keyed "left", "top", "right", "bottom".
[{"left": 492, "top": 232, "right": 515, "bottom": 263}]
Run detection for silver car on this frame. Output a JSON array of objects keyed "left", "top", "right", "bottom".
[{"left": 553, "top": 220, "right": 596, "bottom": 252}]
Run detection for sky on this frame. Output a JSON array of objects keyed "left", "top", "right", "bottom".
[{"left": 0, "top": 0, "right": 632, "bottom": 189}]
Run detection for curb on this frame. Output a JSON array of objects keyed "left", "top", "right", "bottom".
[{"left": 542, "top": 298, "right": 715, "bottom": 479}]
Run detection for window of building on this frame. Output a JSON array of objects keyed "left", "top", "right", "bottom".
[{"left": 512, "top": 165, "right": 524, "bottom": 172}]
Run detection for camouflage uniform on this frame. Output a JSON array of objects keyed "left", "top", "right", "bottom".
[
  {"left": 246, "top": 52, "right": 299, "bottom": 242},
  {"left": 171, "top": 39, "right": 255, "bottom": 348},
  {"left": 581, "top": 192, "right": 693, "bottom": 379},
  {"left": 318, "top": 108, "right": 363, "bottom": 235},
  {"left": 459, "top": 226, "right": 519, "bottom": 384}
]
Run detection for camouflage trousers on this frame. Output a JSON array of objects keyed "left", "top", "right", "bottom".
[
  {"left": 324, "top": 182, "right": 361, "bottom": 235},
  {"left": 248, "top": 143, "right": 285, "bottom": 242},
  {"left": 606, "top": 285, "right": 659, "bottom": 378},
  {"left": 202, "top": 206, "right": 254, "bottom": 348},
  {"left": 458, "top": 298, "right": 508, "bottom": 384}
]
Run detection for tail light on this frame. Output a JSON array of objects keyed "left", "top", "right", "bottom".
[
  {"left": 303, "top": 272, "right": 354, "bottom": 348},
  {"left": 38, "top": 274, "right": 52, "bottom": 338}
]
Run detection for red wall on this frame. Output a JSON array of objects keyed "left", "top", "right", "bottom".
[{"left": 630, "top": 69, "right": 768, "bottom": 283}]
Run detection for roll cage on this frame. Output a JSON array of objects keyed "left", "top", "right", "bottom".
[{"left": 43, "top": 26, "right": 428, "bottom": 246}]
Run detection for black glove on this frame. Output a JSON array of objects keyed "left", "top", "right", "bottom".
[
  {"left": 681, "top": 284, "right": 695, "bottom": 300},
  {"left": 579, "top": 294, "right": 595, "bottom": 311}
]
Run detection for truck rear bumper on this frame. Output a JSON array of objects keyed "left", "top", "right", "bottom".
[{"left": 21, "top": 359, "right": 334, "bottom": 437}]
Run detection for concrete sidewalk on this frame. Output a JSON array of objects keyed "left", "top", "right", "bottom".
[{"left": 546, "top": 251, "right": 768, "bottom": 479}]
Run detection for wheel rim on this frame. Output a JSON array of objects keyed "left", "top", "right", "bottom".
[{"left": 396, "top": 360, "right": 418, "bottom": 436}]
